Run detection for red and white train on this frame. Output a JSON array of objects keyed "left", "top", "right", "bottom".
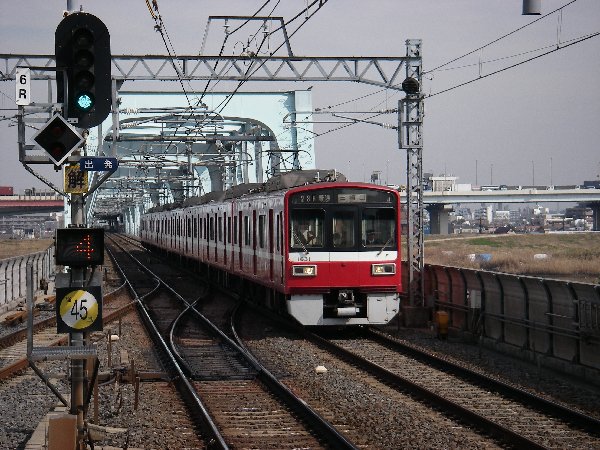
[{"left": 139, "top": 170, "right": 402, "bottom": 326}]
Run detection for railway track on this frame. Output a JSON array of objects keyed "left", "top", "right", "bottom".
[
  {"left": 0, "top": 253, "right": 130, "bottom": 382},
  {"left": 309, "top": 327, "right": 600, "bottom": 449},
  {"left": 107, "top": 233, "right": 357, "bottom": 449},
  {"left": 111, "top": 234, "right": 600, "bottom": 448},
  {"left": 231, "top": 299, "right": 600, "bottom": 449}
]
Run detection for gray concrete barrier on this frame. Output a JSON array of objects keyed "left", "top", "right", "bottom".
[
  {"left": 418, "top": 263, "right": 600, "bottom": 379},
  {"left": 0, "top": 245, "right": 55, "bottom": 313}
]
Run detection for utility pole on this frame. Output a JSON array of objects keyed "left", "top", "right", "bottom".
[
  {"left": 22, "top": 11, "right": 112, "bottom": 449},
  {"left": 399, "top": 39, "right": 424, "bottom": 308}
]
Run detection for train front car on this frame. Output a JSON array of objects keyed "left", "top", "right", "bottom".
[{"left": 285, "top": 183, "right": 401, "bottom": 326}]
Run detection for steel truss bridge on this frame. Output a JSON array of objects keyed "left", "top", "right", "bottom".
[{"left": 1, "top": 45, "right": 426, "bottom": 305}]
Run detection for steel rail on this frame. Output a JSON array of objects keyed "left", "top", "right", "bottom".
[
  {"left": 105, "top": 236, "right": 229, "bottom": 450},
  {"left": 365, "top": 327, "right": 600, "bottom": 435},
  {"left": 229, "top": 302, "right": 358, "bottom": 450},
  {"left": 111, "top": 233, "right": 358, "bottom": 449},
  {"left": 307, "top": 330, "right": 546, "bottom": 450},
  {"left": 237, "top": 300, "right": 546, "bottom": 449}
]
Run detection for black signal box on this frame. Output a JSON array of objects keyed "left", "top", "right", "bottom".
[
  {"left": 32, "top": 114, "right": 84, "bottom": 166},
  {"left": 55, "top": 228, "right": 104, "bottom": 266},
  {"left": 55, "top": 12, "right": 112, "bottom": 128}
]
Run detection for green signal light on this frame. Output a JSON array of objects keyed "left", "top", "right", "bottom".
[{"left": 76, "top": 93, "right": 94, "bottom": 111}]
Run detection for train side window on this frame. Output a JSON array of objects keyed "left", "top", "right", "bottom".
[
  {"left": 233, "top": 216, "right": 238, "bottom": 244},
  {"left": 209, "top": 217, "right": 215, "bottom": 241},
  {"left": 187, "top": 218, "right": 191, "bottom": 237},
  {"left": 193, "top": 217, "right": 198, "bottom": 236},
  {"left": 227, "top": 217, "right": 232, "bottom": 244},
  {"left": 244, "top": 216, "right": 250, "bottom": 245},
  {"left": 258, "top": 214, "right": 266, "bottom": 248},
  {"left": 218, "top": 216, "right": 223, "bottom": 242},
  {"left": 276, "top": 214, "right": 281, "bottom": 251}
]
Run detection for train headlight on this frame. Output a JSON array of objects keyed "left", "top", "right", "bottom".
[
  {"left": 371, "top": 263, "right": 396, "bottom": 276},
  {"left": 292, "top": 265, "right": 317, "bottom": 277}
]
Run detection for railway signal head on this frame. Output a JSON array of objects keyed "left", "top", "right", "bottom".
[
  {"left": 55, "top": 12, "right": 112, "bottom": 129},
  {"left": 402, "top": 77, "right": 420, "bottom": 95}
]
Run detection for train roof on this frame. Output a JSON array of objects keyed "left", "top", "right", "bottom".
[{"left": 145, "top": 169, "right": 397, "bottom": 213}]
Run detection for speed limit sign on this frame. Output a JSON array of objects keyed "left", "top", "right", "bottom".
[{"left": 56, "top": 286, "right": 103, "bottom": 333}]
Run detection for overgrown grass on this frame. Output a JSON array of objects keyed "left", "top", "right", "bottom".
[
  {"left": 423, "top": 233, "right": 600, "bottom": 284},
  {"left": 464, "top": 237, "right": 503, "bottom": 247},
  {"left": 0, "top": 239, "right": 53, "bottom": 260}
]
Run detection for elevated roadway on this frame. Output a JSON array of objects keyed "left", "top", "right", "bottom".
[
  {"left": 0, "top": 195, "right": 64, "bottom": 216},
  {"left": 420, "top": 187, "right": 600, "bottom": 204},
  {"left": 400, "top": 187, "right": 600, "bottom": 234}
]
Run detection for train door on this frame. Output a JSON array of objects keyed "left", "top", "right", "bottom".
[
  {"left": 252, "top": 209, "right": 257, "bottom": 275},
  {"left": 237, "top": 211, "right": 242, "bottom": 270},
  {"left": 193, "top": 215, "right": 198, "bottom": 259},
  {"left": 217, "top": 213, "right": 223, "bottom": 266},
  {"left": 243, "top": 214, "right": 250, "bottom": 272},
  {"left": 268, "top": 209, "right": 274, "bottom": 281},
  {"left": 205, "top": 214, "right": 209, "bottom": 261},
  {"left": 277, "top": 212, "right": 284, "bottom": 285},
  {"left": 223, "top": 212, "right": 227, "bottom": 266},
  {"left": 227, "top": 214, "right": 232, "bottom": 270},
  {"left": 185, "top": 216, "right": 189, "bottom": 255}
]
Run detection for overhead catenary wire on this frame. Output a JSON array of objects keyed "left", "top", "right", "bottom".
[
  {"left": 146, "top": 0, "right": 284, "bottom": 152},
  {"left": 197, "top": 0, "right": 276, "bottom": 104},
  {"left": 427, "top": 30, "right": 600, "bottom": 98},
  {"left": 142, "top": 0, "right": 328, "bottom": 143},
  {"left": 427, "top": 0, "right": 579, "bottom": 73},
  {"left": 310, "top": 0, "right": 592, "bottom": 139},
  {"left": 146, "top": 0, "right": 194, "bottom": 114},
  {"left": 317, "top": 0, "right": 582, "bottom": 113},
  {"left": 210, "top": 0, "right": 329, "bottom": 118}
]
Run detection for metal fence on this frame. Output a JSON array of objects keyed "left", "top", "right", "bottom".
[
  {"left": 0, "top": 246, "right": 55, "bottom": 310},
  {"left": 413, "top": 263, "right": 600, "bottom": 371}
]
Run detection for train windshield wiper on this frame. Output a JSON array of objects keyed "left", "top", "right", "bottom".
[
  {"left": 377, "top": 236, "right": 393, "bottom": 256},
  {"left": 293, "top": 230, "right": 309, "bottom": 255}
]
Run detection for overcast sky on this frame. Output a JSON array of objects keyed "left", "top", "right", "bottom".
[{"left": 1, "top": 0, "right": 599, "bottom": 192}]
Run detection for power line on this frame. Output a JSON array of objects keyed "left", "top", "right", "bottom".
[
  {"left": 428, "top": 0, "right": 578, "bottom": 73},
  {"left": 316, "top": 0, "right": 582, "bottom": 114},
  {"left": 197, "top": 1, "right": 276, "bottom": 104},
  {"left": 427, "top": 31, "right": 600, "bottom": 98},
  {"left": 211, "top": 0, "right": 330, "bottom": 118}
]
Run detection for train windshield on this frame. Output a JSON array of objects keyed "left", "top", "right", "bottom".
[
  {"left": 361, "top": 208, "right": 396, "bottom": 248},
  {"left": 289, "top": 188, "right": 398, "bottom": 252},
  {"left": 290, "top": 209, "right": 325, "bottom": 249}
]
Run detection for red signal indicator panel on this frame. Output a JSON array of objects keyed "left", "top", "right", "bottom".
[{"left": 55, "top": 228, "right": 104, "bottom": 266}]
